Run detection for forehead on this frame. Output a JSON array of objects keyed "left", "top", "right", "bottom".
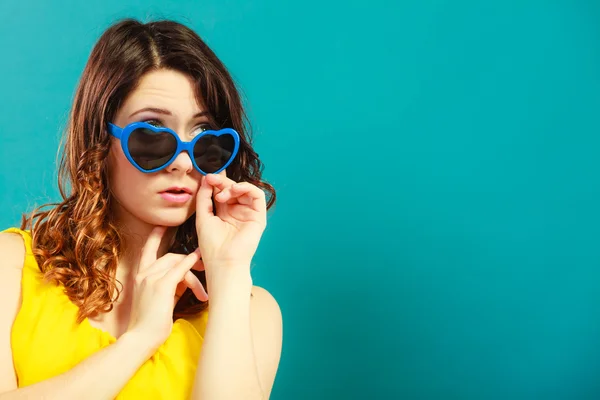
[{"left": 119, "top": 69, "right": 206, "bottom": 117}]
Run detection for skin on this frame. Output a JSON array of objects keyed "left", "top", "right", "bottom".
[{"left": 0, "top": 69, "right": 283, "bottom": 399}]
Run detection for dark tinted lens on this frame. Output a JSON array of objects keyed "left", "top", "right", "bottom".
[
  {"left": 128, "top": 128, "right": 177, "bottom": 170},
  {"left": 193, "top": 134, "right": 235, "bottom": 173}
]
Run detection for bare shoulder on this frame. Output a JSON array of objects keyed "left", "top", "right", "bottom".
[
  {"left": 251, "top": 285, "right": 283, "bottom": 321},
  {"left": 249, "top": 285, "right": 283, "bottom": 396},
  {"left": 0, "top": 232, "right": 27, "bottom": 273},
  {"left": 0, "top": 232, "right": 26, "bottom": 392}
]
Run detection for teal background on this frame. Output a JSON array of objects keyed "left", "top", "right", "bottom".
[{"left": 1, "top": 1, "right": 600, "bottom": 399}]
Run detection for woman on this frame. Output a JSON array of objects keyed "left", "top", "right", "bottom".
[{"left": 0, "top": 18, "right": 282, "bottom": 399}]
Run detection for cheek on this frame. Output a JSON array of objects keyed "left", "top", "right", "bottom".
[{"left": 108, "top": 144, "right": 148, "bottom": 196}]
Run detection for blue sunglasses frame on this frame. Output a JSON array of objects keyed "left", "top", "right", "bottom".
[{"left": 108, "top": 121, "right": 240, "bottom": 175}]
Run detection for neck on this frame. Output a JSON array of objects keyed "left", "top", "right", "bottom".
[{"left": 111, "top": 203, "right": 178, "bottom": 274}]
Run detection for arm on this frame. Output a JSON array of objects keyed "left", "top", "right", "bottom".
[
  {"left": 0, "top": 333, "right": 155, "bottom": 400},
  {"left": 0, "top": 233, "right": 156, "bottom": 400},
  {"left": 193, "top": 174, "right": 283, "bottom": 399},
  {"left": 192, "top": 269, "right": 283, "bottom": 400},
  {"left": 0, "top": 233, "right": 24, "bottom": 393}
]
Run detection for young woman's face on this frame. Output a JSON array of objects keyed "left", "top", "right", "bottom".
[{"left": 108, "top": 69, "right": 213, "bottom": 229}]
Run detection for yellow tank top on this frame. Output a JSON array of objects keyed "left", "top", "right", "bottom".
[{"left": 3, "top": 227, "right": 208, "bottom": 399}]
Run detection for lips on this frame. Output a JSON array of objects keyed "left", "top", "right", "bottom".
[
  {"left": 161, "top": 186, "right": 193, "bottom": 195},
  {"left": 159, "top": 186, "right": 193, "bottom": 203}
]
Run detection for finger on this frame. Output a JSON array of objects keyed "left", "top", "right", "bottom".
[
  {"left": 217, "top": 191, "right": 254, "bottom": 206},
  {"left": 162, "top": 248, "right": 203, "bottom": 286},
  {"left": 140, "top": 250, "right": 203, "bottom": 282},
  {"left": 236, "top": 193, "right": 256, "bottom": 206},
  {"left": 206, "top": 174, "right": 236, "bottom": 217},
  {"left": 196, "top": 175, "right": 215, "bottom": 221},
  {"left": 145, "top": 249, "right": 200, "bottom": 278},
  {"left": 174, "top": 259, "right": 205, "bottom": 298},
  {"left": 215, "top": 182, "right": 262, "bottom": 203},
  {"left": 182, "top": 270, "right": 208, "bottom": 301},
  {"left": 191, "top": 258, "right": 205, "bottom": 272},
  {"left": 223, "top": 182, "right": 267, "bottom": 211},
  {"left": 205, "top": 173, "right": 236, "bottom": 194},
  {"left": 224, "top": 204, "right": 262, "bottom": 223},
  {"left": 214, "top": 183, "right": 248, "bottom": 203},
  {"left": 138, "top": 226, "right": 167, "bottom": 273},
  {"left": 137, "top": 253, "right": 186, "bottom": 279}
]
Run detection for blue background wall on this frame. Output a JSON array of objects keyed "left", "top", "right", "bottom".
[{"left": 1, "top": 1, "right": 600, "bottom": 398}]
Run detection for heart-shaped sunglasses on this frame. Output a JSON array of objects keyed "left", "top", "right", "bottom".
[{"left": 108, "top": 121, "right": 240, "bottom": 175}]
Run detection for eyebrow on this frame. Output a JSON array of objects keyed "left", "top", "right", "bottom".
[{"left": 129, "top": 107, "right": 210, "bottom": 119}]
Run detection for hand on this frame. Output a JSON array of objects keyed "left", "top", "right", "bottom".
[
  {"left": 195, "top": 172, "right": 267, "bottom": 271},
  {"left": 126, "top": 226, "right": 208, "bottom": 350}
]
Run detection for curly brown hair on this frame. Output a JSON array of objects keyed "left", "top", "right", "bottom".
[{"left": 20, "top": 18, "right": 276, "bottom": 323}]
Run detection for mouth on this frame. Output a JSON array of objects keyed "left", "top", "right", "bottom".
[
  {"left": 161, "top": 187, "right": 193, "bottom": 195},
  {"left": 159, "top": 187, "right": 193, "bottom": 203}
]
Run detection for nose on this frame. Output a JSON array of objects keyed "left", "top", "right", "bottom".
[{"left": 166, "top": 150, "right": 194, "bottom": 174}]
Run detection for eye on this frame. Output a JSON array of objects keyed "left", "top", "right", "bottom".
[
  {"left": 191, "top": 123, "right": 213, "bottom": 137},
  {"left": 143, "top": 119, "right": 164, "bottom": 128}
]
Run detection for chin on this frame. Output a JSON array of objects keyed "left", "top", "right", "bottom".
[{"left": 142, "top": 208, "right": 194, "bottom": 227}]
